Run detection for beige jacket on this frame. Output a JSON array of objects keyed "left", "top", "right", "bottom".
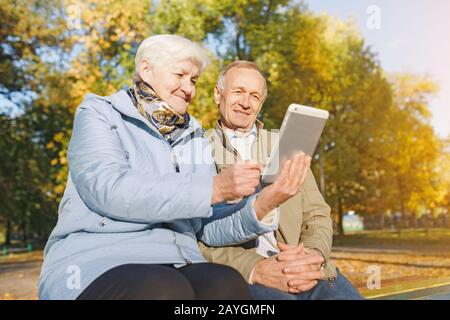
[{"left": 199, "top": 120, "right": 337, "bottom": 284}]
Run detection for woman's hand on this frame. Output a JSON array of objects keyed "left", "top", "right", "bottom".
[
  {"left": 211, "top": 162, "right": 262, "bottom": 205},
  {"left": 254, "top": 152, "right": 311, "bottom": 219}
]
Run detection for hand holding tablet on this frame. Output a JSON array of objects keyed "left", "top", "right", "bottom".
[
  {"left": 261, "top": 104, "right": 329, "bottom": 184},
  {"left": 253, "top": 104, "right": 328, "bottom": 219},
  {"left": 254, "top": 152, "right": 311, "bottom": 219}
]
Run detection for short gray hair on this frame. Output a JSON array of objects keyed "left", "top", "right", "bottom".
[
  {"left": 216, "top": 60, "right": 268, "bottom": 100},
  {"left": 135, "top": 34, "right": 209, "bottom": 73}
]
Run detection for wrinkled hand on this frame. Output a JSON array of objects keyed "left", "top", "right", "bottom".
[
  {"left": 211, "top": 162, "right": 262, "bottom": 204},
  {"left": 254, "top": 152, "right": 311, "bottom": 219},
  {"left": 277, "top": 242, "right": 325, "bottom": 294},
  {"left": 251, "top": 243, "right": 325, "bottom": 294},
  {"left": 251, "top": 255, "right": 296, "bottom": 292}
]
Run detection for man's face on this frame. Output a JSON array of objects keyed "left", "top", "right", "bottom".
[{"left": 215, "top": 67, "right": 265, "bottom": 131}]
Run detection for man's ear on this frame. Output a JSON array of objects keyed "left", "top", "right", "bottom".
[
  {"left": 138, "top": 59, "right": 154, "bottom": 83},
  {"left": 213, "top": 85, "right": 221, "bottom": 105}
]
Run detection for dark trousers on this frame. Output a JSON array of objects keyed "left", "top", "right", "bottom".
[{"left": 76, "top": 263, "right": 252, "bottom": 300}]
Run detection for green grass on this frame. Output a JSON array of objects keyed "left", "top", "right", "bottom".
[
  {"left": 0, "top": 250, "right": 44, "bottom": 265},
  {"left": 345, "top": 228, "right": 450, "bottom": 239},
  {"left": 334, "top": 228, "right": 450, "bottom": 251}
]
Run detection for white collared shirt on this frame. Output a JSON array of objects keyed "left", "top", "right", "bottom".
[{"left": 223, "top": 125, "right": 257, "bottom": 161}]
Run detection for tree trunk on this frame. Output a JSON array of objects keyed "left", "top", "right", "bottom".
[
  {"left": 318, "top": 140, "right": 326, "bottom": 197},
  {"left": 21, "top": 220, "right": 27, "bottom": 245},
  {"left": 235, "top": 25, "right": 242, "bottom": 59},
  {"left": 5, "top": 219, "right": 11, "bottom": 246},
  {"left": 337, "top": 195, "right": 345, "bottom": 235}
]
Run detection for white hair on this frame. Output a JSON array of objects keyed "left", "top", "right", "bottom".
[{"left": 135, "top": 34, "right": 209, "bottom": 74}]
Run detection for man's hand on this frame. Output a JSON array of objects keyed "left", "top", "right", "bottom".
[
  {"left": 277, "top": 242, "right": 325, "bottom": 294},
  {"left": 211, "top": 162, "right": 262, "bottom": 204},
  {"left": 251, "top": 255, "right": 295, "bottom": 292},
  {"left": 254, "top": 152, "right": 311, "bottom": 219},
  {"left": 251, "top": 242, "right": 325, "bottom": 294}
]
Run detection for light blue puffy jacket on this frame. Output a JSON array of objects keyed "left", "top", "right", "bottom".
[{"left": 37, "top": 89, "right": 278, "bottom": 300}]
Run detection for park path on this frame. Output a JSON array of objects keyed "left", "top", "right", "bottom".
[{"left": 0, "top": 260, "right": 41, "bottom": 300}]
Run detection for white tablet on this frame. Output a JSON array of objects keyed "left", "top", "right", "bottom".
[{"left": 261, "top": 104, "right": 329, "bottom": 184}]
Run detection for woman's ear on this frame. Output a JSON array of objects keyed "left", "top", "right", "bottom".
[
  {"left": 213, "top": 85, "right": 221, "bottom": 105},
  {"left": 138, "top": 59, "right": 154, "bottom": 84}
]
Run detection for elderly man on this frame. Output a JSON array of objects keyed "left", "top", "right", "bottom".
[{"left": 199, "top": 60, "right": 363, "bottom": 300}]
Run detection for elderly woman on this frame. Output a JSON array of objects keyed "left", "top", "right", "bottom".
[{"left": 38, "top": 34, "right": 310, "bottom": 300}]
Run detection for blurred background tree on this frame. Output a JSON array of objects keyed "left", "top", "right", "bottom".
[{"left": 0, "top": 0, "right": 448, "bottom": 246}]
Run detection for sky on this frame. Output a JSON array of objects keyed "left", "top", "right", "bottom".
[{"left": 304, "top": 0, "right": 450, "bottom": 138}]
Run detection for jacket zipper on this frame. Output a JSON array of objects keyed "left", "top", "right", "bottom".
[
  {"left": 173, "top": 231, "right": 192, "bottom": 265},
  {"left": 171, "top": 150, "right": 180, "bottom": 172},
  {"left": 165, "top": 135, "right": 191, "bottom": 265}
]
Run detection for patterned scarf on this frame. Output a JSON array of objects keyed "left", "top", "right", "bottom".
[{"left": 128, "top": 76, "right": 190, "bottom": 140}]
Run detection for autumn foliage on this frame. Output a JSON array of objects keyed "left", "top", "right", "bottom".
[{"left": 0, "top": 0, "right": 448, "bottom": 243}]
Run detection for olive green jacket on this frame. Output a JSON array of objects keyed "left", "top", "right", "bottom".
[{"left": 199, "top": 120, "right": 337, "bottom": 283}]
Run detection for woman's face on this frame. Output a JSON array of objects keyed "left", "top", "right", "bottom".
[{"left": 140, "top": 59, "right": 200, "bottom": 114}]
